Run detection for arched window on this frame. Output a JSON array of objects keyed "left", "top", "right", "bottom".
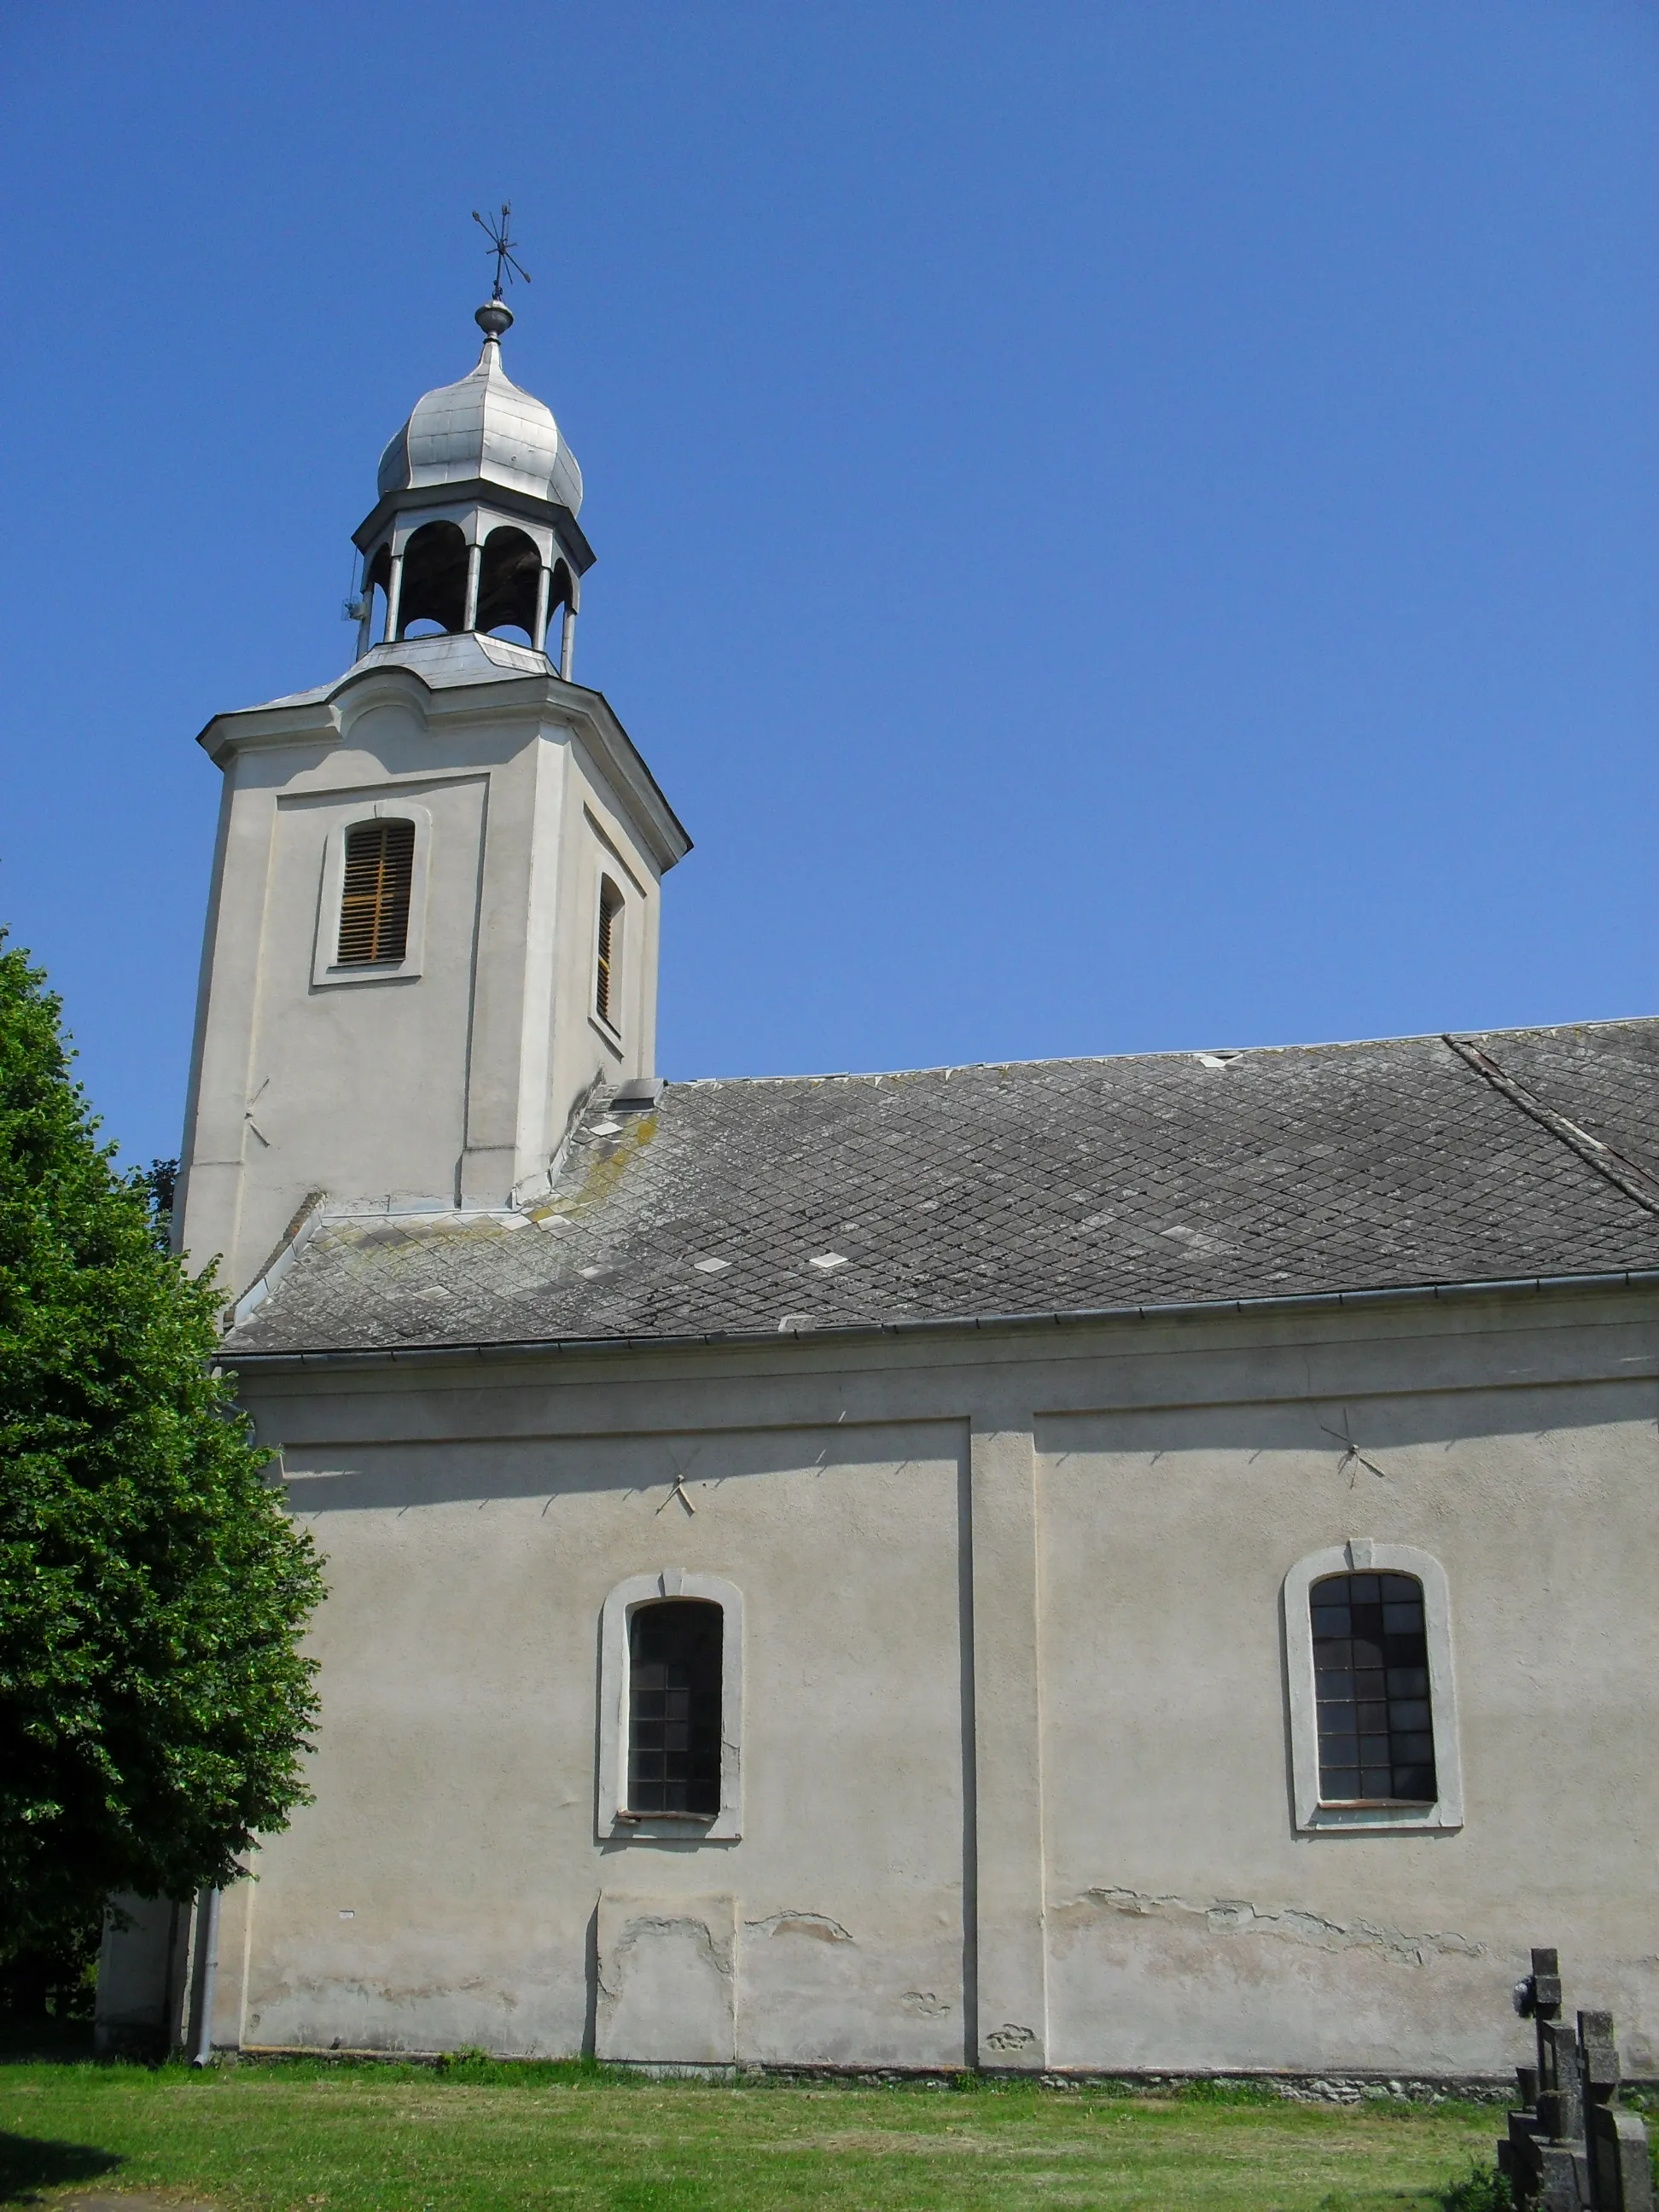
[
  {"left": 597, "top": 1571, "right": 744, "bottom": 1839},
  {"left": 1282, "top": 1542, "right": 1462, "bottom": 1833},
  {"left": 626, "top": 1599, "right": 723, "bottom": 1816},
  {"left": 1309, "top": 1570, "right": 1436, "bottom": 1804},
  {"left": 595, "top": 875, "right": 624, "bottom": 1031},
  {"left": 337, "top": 818, "right": 416, "bottom": 965}
]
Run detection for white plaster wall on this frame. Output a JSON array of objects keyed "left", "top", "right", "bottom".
[
  {"left": 597, "top": 1894, "right": 737, "bottom": 2064},
  {"left": 203, "top": 1290, "right": 1659, "bottom": 2076},
  {"left": 241, "top": 1421, "right": 968, "bottom": 2065},
  {"left": 1039, "top": 1382, "right": 1659, "bottom": 2075},
  {"left": 256, "top": 763, "right": 486, "bottom": 1222},
  {"left": 544, "top": 740, "right": 661, "bottom": 1161}
]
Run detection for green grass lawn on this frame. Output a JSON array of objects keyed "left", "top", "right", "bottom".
[{"left": 0, "top": 2058, "right": 1507, "bottom": 2212}]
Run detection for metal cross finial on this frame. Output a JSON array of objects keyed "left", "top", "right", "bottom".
[{"left": 472, "top": 203, "right": 531, "bottom": 300}]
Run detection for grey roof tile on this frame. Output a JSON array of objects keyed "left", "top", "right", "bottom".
[
  {"left": 1465, "top": 1018, "right": 1659, "bottom": 1186},
  {"left": 224, "top": 1020, "right": 1659, "bottom": 1357}
]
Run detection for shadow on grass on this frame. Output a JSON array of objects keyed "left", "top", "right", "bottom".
[
  {"left": 0, "top": 2023, "right": 96, "bottom": 2064},
  {"left": 0, "top": 2130, "right": 121, "bottom": 2207}
]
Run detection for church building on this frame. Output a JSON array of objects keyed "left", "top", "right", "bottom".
[{"left": 98, "top": 294, "right": 1659, "bottom": 2081}]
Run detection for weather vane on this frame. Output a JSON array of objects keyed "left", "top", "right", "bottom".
[{"left": 472, "top": 203, "right": 531, "bottom": 300}]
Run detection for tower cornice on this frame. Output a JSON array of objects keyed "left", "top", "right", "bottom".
[{"left": 195, "top": 646, "right": 690, "bottom": 873}]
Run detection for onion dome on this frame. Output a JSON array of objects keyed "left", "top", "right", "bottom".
[{"left": 375, "top": 300, "right": 584, "bottom": 516}]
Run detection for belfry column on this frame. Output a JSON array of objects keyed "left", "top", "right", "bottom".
[{"left": 382, "top": 550, "right": 404, "bottom": 643}]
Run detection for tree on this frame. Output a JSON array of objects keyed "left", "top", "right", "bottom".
[{"left": 0, "top": 933, "right": 323, "bottom": 1960}]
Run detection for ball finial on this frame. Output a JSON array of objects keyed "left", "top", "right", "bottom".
[{"left": 475, "top": 298, "right": 515, "bottom": 342}]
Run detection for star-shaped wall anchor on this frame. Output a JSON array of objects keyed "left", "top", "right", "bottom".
[
  {"left": 1320, "top": 1409, "right": 1389, "bottom": 1489},
  {"left": 655, "top": 1446, "right": 702, "bottom": 1516}
]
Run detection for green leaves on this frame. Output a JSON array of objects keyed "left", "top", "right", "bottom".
[{"left": 0, "top": 934, "right": 323, "bottom": 1953}]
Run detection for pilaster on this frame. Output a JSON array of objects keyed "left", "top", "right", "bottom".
[{"left": 969, "top": 1417, "right": 1049, "bottom": 2069}]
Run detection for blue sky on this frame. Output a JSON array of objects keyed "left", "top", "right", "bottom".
[{"left": 1, "top": 2, "right": 1654, "bottom": 1169}]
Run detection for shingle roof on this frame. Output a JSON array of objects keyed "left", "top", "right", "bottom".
[{"left": 222, "top": 1019, "right": 1659, "bottom": 1359}]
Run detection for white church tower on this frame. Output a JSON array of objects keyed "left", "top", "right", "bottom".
[{"left": 174, "top": 293, "right": 690, "bottom": 1306}]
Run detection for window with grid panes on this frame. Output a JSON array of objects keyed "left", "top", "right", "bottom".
[
  {"left": 627, "top": 1599, "right": 722, "bottom": 1816},
  {"left": 1311, "top": 1572, "right": 1437, "bottom": 1804}
]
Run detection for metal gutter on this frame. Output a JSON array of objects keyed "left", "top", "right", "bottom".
[{"left": 218, "top": 1266, "right": 1659, "bottom": 1375}]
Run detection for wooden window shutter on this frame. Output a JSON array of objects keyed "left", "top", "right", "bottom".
[
  {"left": 595, "top": 876, "right": 622, "bottom": 1026},
  {"left": 337, "top": 818, "right": 416, "bottom": 966}
]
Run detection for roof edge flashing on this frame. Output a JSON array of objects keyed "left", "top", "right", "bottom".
[{"left": 220, "top": 1265, "right": 1659, "bottom": 1372}]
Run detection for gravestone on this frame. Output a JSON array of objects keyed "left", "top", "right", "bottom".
[{"left": 1498, "top": 1950, "right": 1653, "bottom": 2211}]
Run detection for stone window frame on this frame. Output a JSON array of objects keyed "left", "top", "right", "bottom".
[
  {"left": 1283, "top": 1540, "right": 1464, "bottom": 1836},
  {"left": 311, "top": 799, "right": 433, "bottom": 988},
  {"left": 597, "top": 1571, "right": 743, "bottom": 1842}
]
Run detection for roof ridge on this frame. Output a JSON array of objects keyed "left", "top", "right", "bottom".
[
  {"left": 1442, "top": 1036, "right": 1659, "bottom": 1220},
  {"left": 667, "top": 1016, "right": 1659, "bottom": 1091}
]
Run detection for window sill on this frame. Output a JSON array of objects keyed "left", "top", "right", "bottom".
[
  {"left": 312, "top": 961, "right": 423, "bottom": 990},
  {"left": 608, "top": 1809, "right": 737, "bottom": 1842},
  {"left": 1300, "top": 1800, "right": 1461, "bottom": 1836},
  {"left": 589, "top": 1010, "right": 624, "bottom": 1057},
  {"left": 1320, "top": 1798, "right": 1435, "bottom": 1812}
]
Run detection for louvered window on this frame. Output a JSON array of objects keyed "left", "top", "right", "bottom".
[
  {"left": 1311, "top": 1571, "right": 1437, "bottom": 1804},
  {"left": 337, "top": 818, "right": 416, "bottom": 966},
  {"left": 627, "top": 1600, "right": 722, "bottom": 1816},
  {"left": 595, "top": 876, "right": 623, "bottom": 1028}
]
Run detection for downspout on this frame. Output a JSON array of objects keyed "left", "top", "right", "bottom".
[{"left": 189, "top": 1888, "right": 222, "bottom": 2066}]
